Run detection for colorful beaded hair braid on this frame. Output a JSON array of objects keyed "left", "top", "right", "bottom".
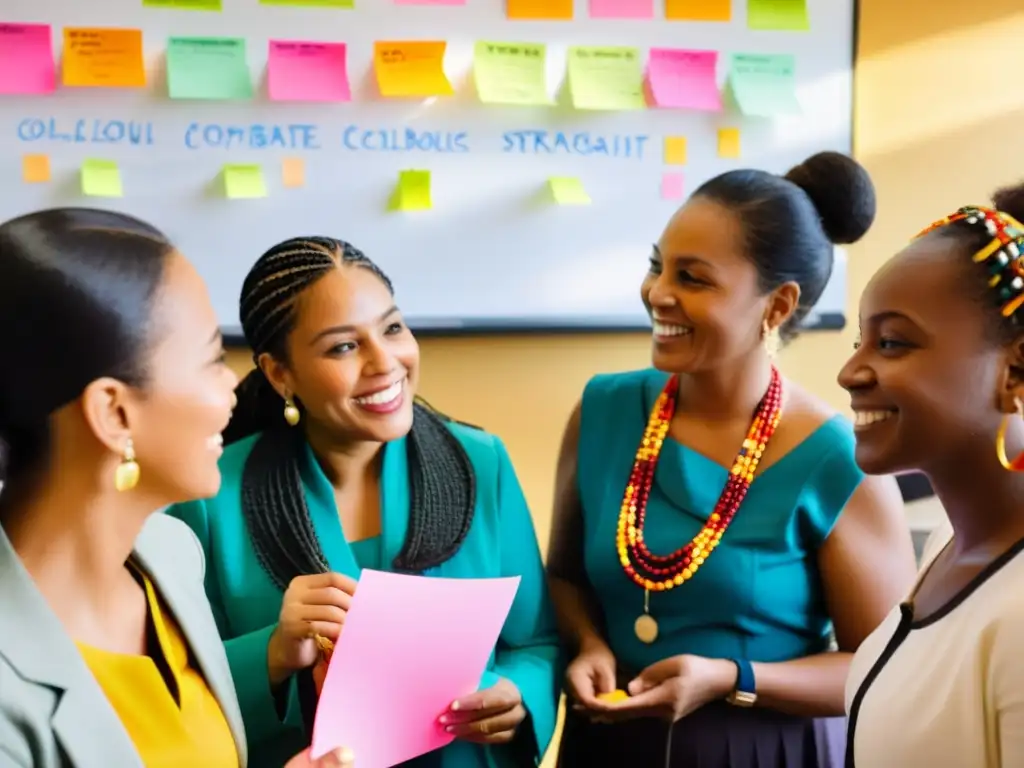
[{"left": 915, "top": 205, "right": 1024, "bottom": 319}]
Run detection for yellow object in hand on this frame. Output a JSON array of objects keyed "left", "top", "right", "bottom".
[{"left": 597, "top": 689, "right": 629, "bottom": 703}]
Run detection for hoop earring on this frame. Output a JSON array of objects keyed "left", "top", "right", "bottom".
[
  {"left": 283, "top": 398, "right": 301, "bottom": 427},
  {"left": 996, "top": 398, "right": 1024, "bottom": 471},
  {"left": 762, "top": 320, "right": 781, "bottom": 359},
  {"left": 114, "top": 437, "right": 140, "bottom": 492}
]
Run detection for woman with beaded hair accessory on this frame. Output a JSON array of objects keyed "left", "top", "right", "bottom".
[
  {"left": 842, "top": 185, "right": 1024, "bottom": 767},
  {"left": 167, "top": 236, "right": 560, "bottom": 768},
  {"left": 546, "top": 153, "right": 918, "bottom": 768}
]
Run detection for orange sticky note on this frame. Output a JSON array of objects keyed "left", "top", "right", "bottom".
[
  {"left": 282, "top": 157, "right": 305, "bottom": 188},
  {"left": 62, "top": 28, "right": 146, "bottom": 88},
  {"left": 664, "top": 136, "right": 686, "bottom": 165},
  {"left": 373, "top": 41, "right": 453, "bottom": 98},
  {"left": 666, "top": 0, "right": 731, "bottom": 21},
  {"left": 718, "top": 127, "right": 741, "bottom": 158},
  {"left": 22, "top": 154, "right": 50, "bottom": 183},
  {"left": 507, "top": 0, "right": 573, "bottom": 20}
]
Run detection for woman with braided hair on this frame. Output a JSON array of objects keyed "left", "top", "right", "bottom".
[
  {"left": 841, "top": 184, "right": 1024, "bottom": 766},
  {"left": 168, "top": 237, "right": 560, "bottom": 768}
]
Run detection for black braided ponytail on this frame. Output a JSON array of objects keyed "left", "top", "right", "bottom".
[{"left": 226, "top": 237, "right": 476, "bottom": 590}]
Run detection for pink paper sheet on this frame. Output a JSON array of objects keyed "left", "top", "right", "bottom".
[
  {"left": 589, "top": 0, "right": 654, "bottom": 18},
  {"left": 311, "top": 570, "right": 521, "bottom": 766},
  {"left": 268, "top": 40, "right": 350, "bottom": 102},
  {"left": 0, "top": 23, "right": 55, "bottom": 95},
  {"left": 648, "top": 48, "right": 721, "bottom": 110},
  {"left": 394, "top": 0, "right": 466, "bottom": 4}
]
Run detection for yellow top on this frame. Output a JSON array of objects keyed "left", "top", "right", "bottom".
[{"left": 76, "top": 568, "right": 238, "bottom": 768}]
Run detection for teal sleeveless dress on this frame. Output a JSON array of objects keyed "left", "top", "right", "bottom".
[{"left": 556, "top": 369, "right": 861, "bottom": 768}]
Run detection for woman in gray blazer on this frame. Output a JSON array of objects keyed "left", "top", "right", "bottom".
[{"left": 0, "top": 208, "right": 352, "bottom": 768}]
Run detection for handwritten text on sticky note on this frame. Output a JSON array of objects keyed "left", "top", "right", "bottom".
[
  {"left": 0, "top": 23, "right": 54, "bottom": 95},
  {"left": 167, "top": 37, "right": 252, "bottom": 100},
  {"left": 568, "top": 46, "right": 644, "bottom": 110},
  {"left": 62, "top": 28, "right": 145, "bottom": 88},
  {"left": 269, "top": 41, "right": 350, "bottom": 102},
  {"left": 374, "top": 41, "right": 452, "bottom": 98},
  {"left": 648, "top": 48, "right": 721, "bottom": 111},
  {"left": 474, "top": 41, "right": 550, "bottom": 105},
  {"left": 81, "top": 159, "right": 123, "bottom": 198},
  {"left": 728, "top": 53, "right": 800, "bottom": 116}
]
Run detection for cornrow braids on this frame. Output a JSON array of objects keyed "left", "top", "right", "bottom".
[{"left": 229, "top": 236, "right": 476, "bottom": 591}]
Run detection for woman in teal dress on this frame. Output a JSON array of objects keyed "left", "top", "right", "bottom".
[
  {"left": 546, "top": 153, "right": 918, "bottom": 767},
  {"left": 168, "top": 237, "right": 559, "bottom": 768}
]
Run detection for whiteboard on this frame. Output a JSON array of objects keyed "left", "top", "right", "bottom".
[{"left": 0, "top": 0, "right": 855, "bottom": 338}]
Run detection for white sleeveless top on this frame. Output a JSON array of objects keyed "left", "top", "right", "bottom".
[{"left": 845, "top": 518, "right": 1024, "bottom": 767}]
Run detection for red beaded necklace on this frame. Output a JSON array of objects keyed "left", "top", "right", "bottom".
[{"left": 617, "top": 367, "right": 784, "bottom": 643}]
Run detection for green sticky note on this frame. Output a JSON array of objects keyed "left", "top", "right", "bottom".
[
  {"left": 81, "top": 159, "right": 123, "bottom": 198},
  {"left": 223, "top": 164, "right": 267, "bottom": 198},
  {"left": 548, "top": 177, "right": 591, "bottom": 205},
  {"left": 567, "top": 46, "right": 644, "bottom": 111},
  {"left": 260, "top": 0, "right": 354, "bottom": 7},
  {"left": 728, "top": 53, "right": 800, "bottom": 116},
  {"left": 747, "top": 0, "right": 809, "bottom": 31},
  {"left": 392, "top": 170, "right": 431, "bottom": 211},
  {"left": 473, "top": 41, "right": 551, "bottom": 106},
  {"left": 167, "top": 37, "right": 253, "bottom": 100},
  {"left": 142, "top": 0, "right": 222, "bottom": 10}
]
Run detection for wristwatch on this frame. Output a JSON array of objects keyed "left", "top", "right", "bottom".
[{"left": 725, "top": 658, "right": 757, "bottom": 707}]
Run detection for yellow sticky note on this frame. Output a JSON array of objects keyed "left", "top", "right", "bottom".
[
  {"left": 374, "top": 41, "right": 453, "bottom": 98},
  {"left": 666, "top": 0, "right": 731, "bottom": 21},
  {"left": 567, "top": 46, "right": 644, "bottom": 111},
  {"left": 22, "top": 154, "right": 51, "bottom": 183},
  {"left": 62, "top": 28, "right": 146, "bottom": 88},
  {"left": 507, "top": 0, "right": 573, "bottom": 20},
  {"left": 223, "top": 164, "right": 267, "bottom": 198},
  {"left": 282, "top": 157, "right": 305, "bottom": 188},
  {"left": 718, "top": 127, "right": 741, "bottom": 158},
  {"left": 81, "top": 159, "right": 123, "bottom": 197},
  {"left": 748, "top": 0, "right": 809, "bottom": 31},
  {"left": 392, "top": 170, "right": 432, "bottom": 211},
  {"left": 664, "top": 136, "right": 687, "bottom": 165},
  {"left": 473, "top": 41, "right": 551, "bottom": 106},
  {"left": 548, "top": 177, "right": 591, "bottom": 205}
]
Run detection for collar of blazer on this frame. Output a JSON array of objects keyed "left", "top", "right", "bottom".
[{"left": 0, "top": 513, "right": 246, "bottom": 767}]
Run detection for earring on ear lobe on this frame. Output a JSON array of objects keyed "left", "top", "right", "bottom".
[
  {"left": 283, "top": 398, "right": 301, "bottom": 427},
  {"left": 762, "top": 320, "right": 781, "bottom": 359},
  {"left": 996, "top": 397, "right": 1024, "bottom": 471},
  {"left": 114, "top": 437, "right": 140, "bottom": 492}
]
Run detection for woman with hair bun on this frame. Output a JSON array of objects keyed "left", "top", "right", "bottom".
[
  {"left": 547, "top": 153, "right": 918, "bottom": 767},
  {"left": 168, "top": 237, "right": 560, "bottom": 768},
  {"left": 841, "top": 183, "right": 1024, "bottom": 767}
]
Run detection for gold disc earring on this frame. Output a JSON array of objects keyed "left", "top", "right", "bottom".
[
  {"left": 114, "top": 437, "right": 140, "bottom": 492},
  {"left": 283, "top": 398, "right": 301, "bottom": 427}
]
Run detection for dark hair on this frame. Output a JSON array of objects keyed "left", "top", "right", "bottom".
[
  {"left": 0, "top": 208, "right": 172, "bottom": 498},
  {"left": 693, "top": 151, "right": 876, "bottom": 340},
  {"left": 226, "top": 237, "right": 475, "bottom": 588}
]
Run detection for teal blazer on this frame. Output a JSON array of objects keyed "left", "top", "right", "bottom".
[{"left": 167, "top": 422, "right": 560, "bottom": 768}]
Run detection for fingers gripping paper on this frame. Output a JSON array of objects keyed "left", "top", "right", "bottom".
[{"left": 311, "top": 570, "right": 521, "bottom": 766}]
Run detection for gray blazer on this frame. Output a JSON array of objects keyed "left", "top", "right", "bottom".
[{"left": 0, "top": 514, "right": 247, "bottom": 767}]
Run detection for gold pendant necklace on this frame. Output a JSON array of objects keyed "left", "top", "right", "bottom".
[{"left": 634, "top": 589, "right": 659, "bottom": 644}]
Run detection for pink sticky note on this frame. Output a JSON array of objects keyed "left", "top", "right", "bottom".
[
  {"left": 395, "top": 0, "right": 466, "bottom": 4},
  {"left": 0, "top": 23, "right": 55, "bottom": 95},
  {"left": 311, "top": 570, "right": 521, "bottom": 766},
  {"left": 648, "top": 48, "right": 721, "bottom": 111},
  {"left": 268, "top": 40, "right": 350, "bottom": 102},
  {"left": 589, "top": 0, "right": 654, "bottom": 18},
  {"left": 662, "top": 172, "right": 684, "bottom": 199}
]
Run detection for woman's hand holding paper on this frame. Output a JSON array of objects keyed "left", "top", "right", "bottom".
[{"left": 440, "top": 677, "right": 526, "bottom": 745}]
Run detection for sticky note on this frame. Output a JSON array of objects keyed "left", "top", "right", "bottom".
[
  {"left": 390, "top": 170, "right": 432, "bottom": 211},
  {"left": 62, "top": 28, "right": 146, "bottom": 88},
  {"left": 396, "top": 0, "right": 465, "bottom": 4},
  {"left": 22, "top": 154, "right": 50, "bottom": 184},
  {"left": 167, "top": 37, "right": 252, "bottom": 100},
  {"left": 728, "top": 53, "right": 800, "bottom": 116},
  {"left": 473, "top": 42, "right": 550, "bottom": 106},
  {"left": 589, "top": 0, "right": 654, "bottom": 18},
  {"left": 310, "top": 571, "right": 519, "bottom": 763},
  {"left": 661, "top": 173, "right": 684, "bottom": 200},
  {"left": 666, "top": 0, "right": 731, "bottom": 21},
  {"left": 718, "top": 127, "right": 741, "bottom": 158},
  {"left": 223, "top": 164, "right": 267, "bottom": 198},
  {"left": 0, "top": 24, "right": 55, "bottom": 95},
  {"left": 260, "top": 0, "right": 354, "bottom": 7},
  {"left": 81, "top": 159, "right": 123, "bottom": 198},
  {"left": 663, "top": 136, "right": 686, "bottom": 165},
  {"left": 142, "top": 0, "right": 223, "bottom": 9},
  {"left": 748, "top": 0, "right": 809, "bottom": 30},
  {"left": 507, "top": 0, "right": 573, "bottom": 20},
  {"left": 374, "top": 41, "right": 452, "bottom": 98},
  {"left": 567, "top": 47, "right": 644, "bottom": 111},
  {"left": 548, "top": 177, "right": 591, "bottom": 205},
  {"left": 648, "top": 49, "right": 721, "bottom": 111},
  {"left": 282, "top": 158, "right": 305, "bottom": 188},
  {"left": 268, "top": 41, "right": 350, "bottom": 102}
]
